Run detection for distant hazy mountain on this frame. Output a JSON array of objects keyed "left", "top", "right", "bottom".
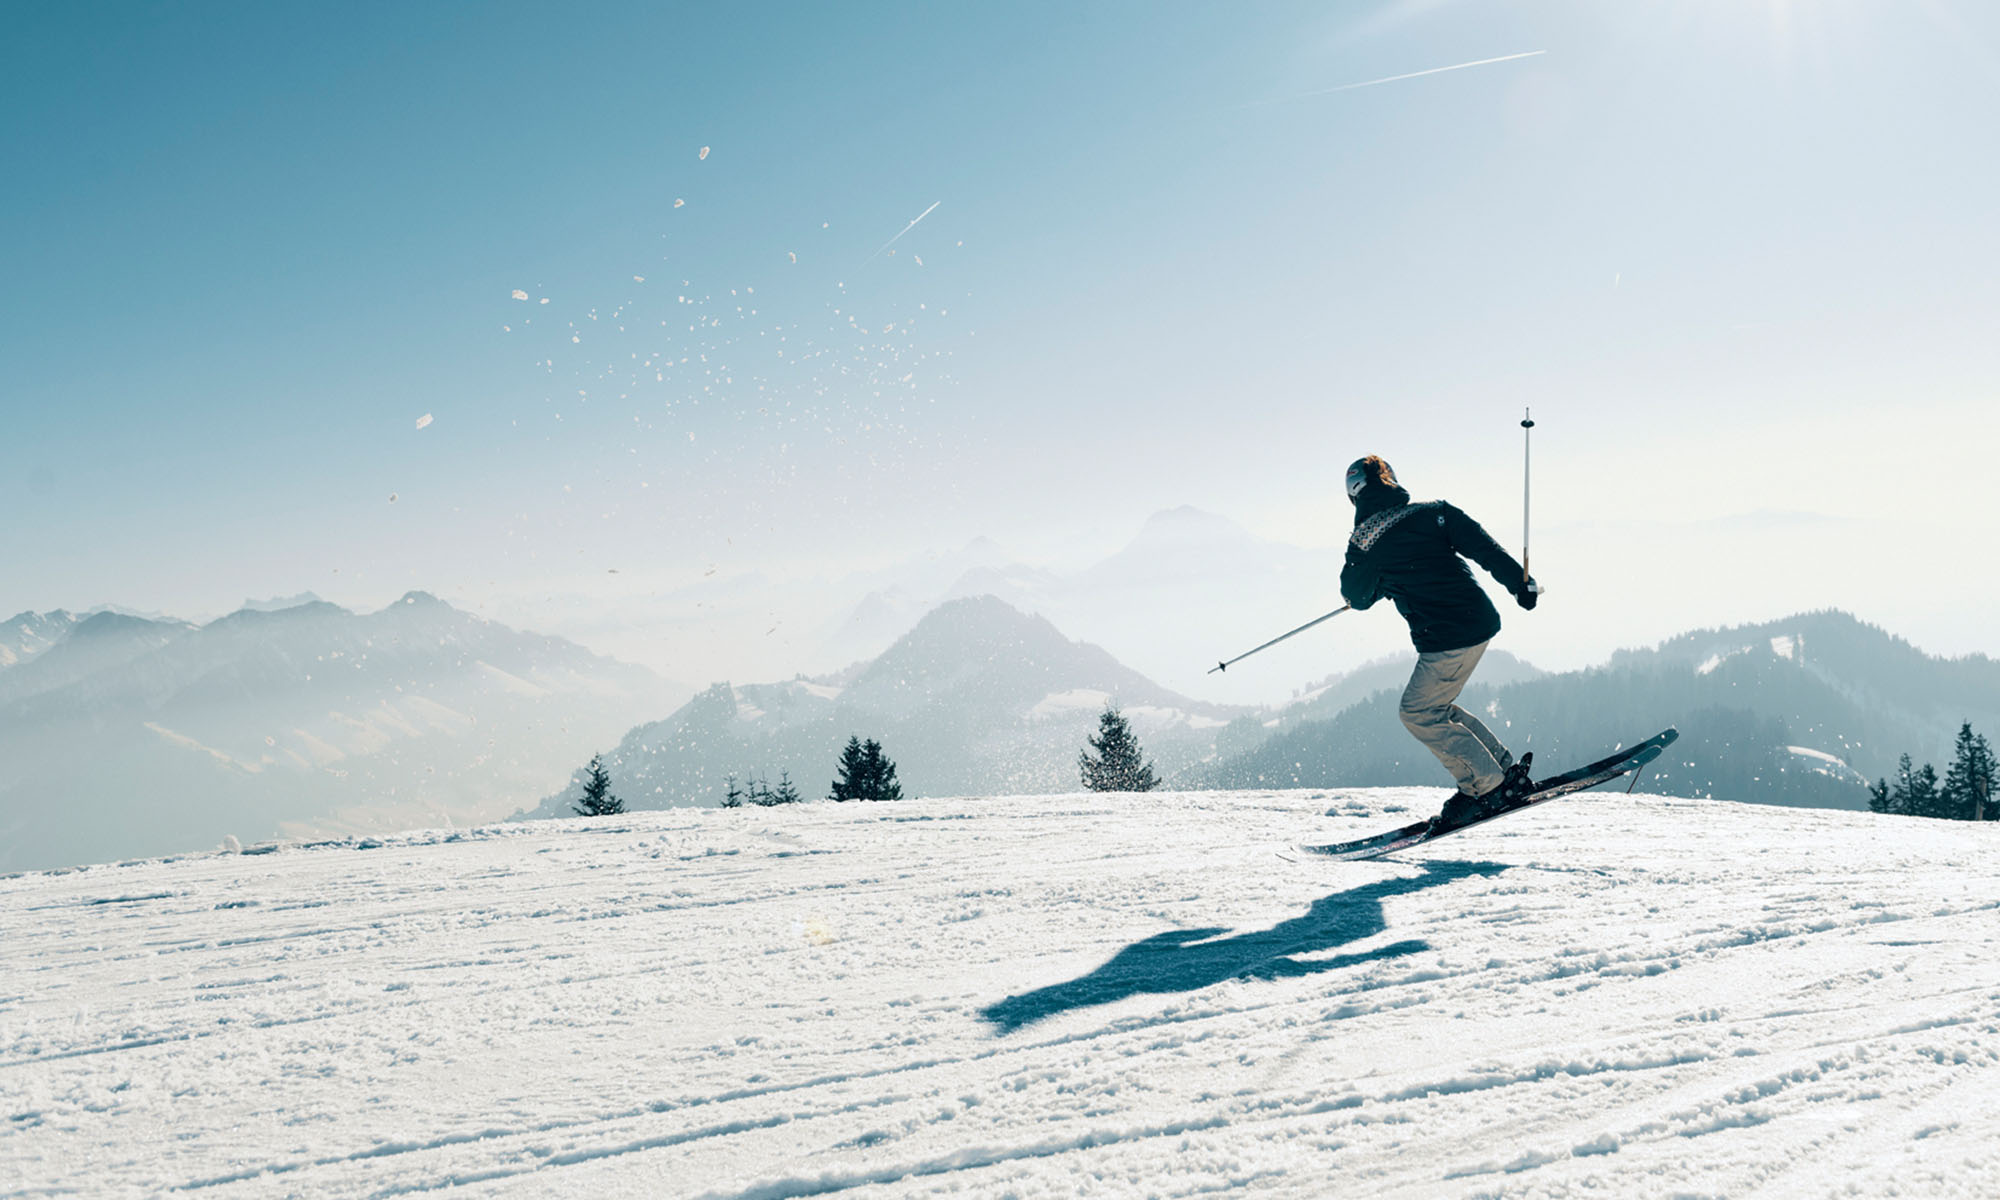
[
  {"left": 1201, "top": 611, "right": 2000, "bottom": 809},
  {"left": 518, "top": 595, "right": 1247, "bottom": 817},
  {"left": 0, "top": 611, "right": 198, "bottom": 705},
  {"left": 811, "top": 537, "right": 1027, "bottom": 670},
  {"left": 0, "top": 610, "right": 82, "bottom": 669},
  {"left": 0, "top": 594, "right": 679, "bottom": 871},
  {"left": 825, "top": 507, "right": 1343, "bottom": 701},
  {"left": 240, "top": 591, "right": 326, "bottom": 613}
]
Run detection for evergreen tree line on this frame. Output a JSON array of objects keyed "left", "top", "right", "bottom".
[
  {"left": 1868, "top": 722, "right": 1996, "bottom": 821},
  {"left": 714, "top": 736, "right": 905, "bottom": 807},
  {"left": 568, "top": 735, "right": 906, "bottom": 815},
  {"left": 572, "top": 706, "right": 1167, "bottom": 815},
  {"left": 721, "top": 772, "right": 804, "bottom": 808}
]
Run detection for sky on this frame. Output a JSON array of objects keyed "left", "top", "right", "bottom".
[{"left": 6, "top": 1, "right": 2000, "bottom": 701}]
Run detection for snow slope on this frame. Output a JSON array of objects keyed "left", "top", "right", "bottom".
[{"left": 4, "top": 788, "right": 1997, "bottom": 1197}]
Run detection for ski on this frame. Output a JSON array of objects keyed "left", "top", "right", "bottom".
[{"left": 1295, "top": 727, "right": 1680, "bottom": 862}]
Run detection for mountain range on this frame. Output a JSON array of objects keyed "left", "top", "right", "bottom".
[
  {"left": 517, "top": 594, "right": 1245, "bottom": 817},
  {"left": 524, "top": 601, "right": 1999, "bottom": 822},
  {"left": 11, "top": 580, "right": 1996, "bottom": 870},
  {"left": 529, "top": 506, "right": 1358, "bottom": 710},
  {"left": 818, "top": 507, "right": 1348, "bottom": 705},
  {"left": 1199, "top": 610, "right": 2000, "bottom": 807},
  {"left": 0, "top": 595, "right": 678, "bottom": 871}
]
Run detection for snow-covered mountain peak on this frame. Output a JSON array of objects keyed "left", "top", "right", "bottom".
[{"left": 0, "top": 609, "right": 82, "bottom": 669}]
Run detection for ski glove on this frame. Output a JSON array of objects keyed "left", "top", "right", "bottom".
[{"left": 1515, "top": 578, "right": 1539, "bottom": 610}]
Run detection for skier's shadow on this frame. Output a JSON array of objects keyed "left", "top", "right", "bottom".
[{"left": 980, "top": 859, "right": 1506, "bottom": 1034}]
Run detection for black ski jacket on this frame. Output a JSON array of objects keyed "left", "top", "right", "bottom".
[{"left": 1339, "top": 485, "right": 1527, "bottom": 654}]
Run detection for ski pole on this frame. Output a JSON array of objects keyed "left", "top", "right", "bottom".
[
  {"left": 1521, "top": 406, "right": 1534, "bottom": 586},
  {"left": 1209, "top": 605, "right": 1351, "bottom": 674}
]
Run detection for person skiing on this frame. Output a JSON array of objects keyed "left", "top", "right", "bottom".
[{"left": 1339, "top": 455, "right": 1541, "bottom": 828}]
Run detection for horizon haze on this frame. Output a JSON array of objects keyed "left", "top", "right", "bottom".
[{"left": 7, "top": 2, "right": 2000, "bottom": 709}]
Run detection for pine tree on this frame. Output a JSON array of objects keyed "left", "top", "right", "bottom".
[
  {"left": 862, "top": 740, "right": 903, "bottom": 801},
  {"left": 829, "top": 736, "right": 868, "bottom": 802},
  {"left": 1885, "top": 754, "right": 1917, "bottom": 816},
  {"left": 1941, "top": 722, "right": 1997, "bottom": 822},
  {"left": 571, "top": 755, "right": 624, "bottom": 816},
  {"left": 773, "top": 771, "right": 803, "bottom": 805},
  {"left": 1867, "top": 777, "right": 1892, "bottom": 814},
  {"left": 747, "top": 775, "right": 778, "bottom": 806},
  {"left": 1079, "top": 704, "right": 1159, "bottom": 792},
  {"left": 1906, "top": 759, "right": 1944, "bottom": 819},
  {"left": 721, "top": 774, "right": 744, "bottom": 809},
  {"left": 830, "top": 736, "right": 902, "bottom": 801}
]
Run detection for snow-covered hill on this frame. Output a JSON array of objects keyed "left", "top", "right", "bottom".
[{"left": 6, "top": 787, "right": 1996, "bottom": 1197}]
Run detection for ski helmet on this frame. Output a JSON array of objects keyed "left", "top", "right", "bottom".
[{"left": 1344, "top": 456, "right": 1397, "bottom": 502}]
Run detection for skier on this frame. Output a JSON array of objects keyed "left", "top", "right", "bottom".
[{"left": 1339, "top": 455, "right": 1541, "bottom": 828}]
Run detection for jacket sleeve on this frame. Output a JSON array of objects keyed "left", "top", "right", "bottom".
[
  {"left": 1443, "top": 504, "right": 1528, "bottom": 591},
  {"left": 1340, "top": 544, "right": 1383, "bottom": 610}
]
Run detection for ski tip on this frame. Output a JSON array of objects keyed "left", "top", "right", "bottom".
[{"left": 1212, "top": 661, "right": 1227, "bottom": 674}]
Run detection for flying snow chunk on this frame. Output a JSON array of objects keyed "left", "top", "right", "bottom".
[
  {"left": 914, "top": 255, "right": 923, "bottom": 266},
  {"left": 510, "top": 289, "right": 529, "bottom": 301},
  {"left": 415, "top": 413, "right": 433, "bottom": 430},
  {"left": 698, "top": 146, "right": 710, "bottom": 160},
  {"left": 539, "top": 297, "right": 550, "bottom": 305},
  {"left": 788, "top": 252, "right": 797, "bottom": 263},
  {"left": 633, "top": 275, "right": 646, "bottom": 283},
  {"left": 674, "top": 198, "right": 685, "bottom": 208},
  {"left": 388, "top": 493, "right": 398, "bottom": 503}
]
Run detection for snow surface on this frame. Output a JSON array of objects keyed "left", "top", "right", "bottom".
[{"left": 4, "top": 789, "right": 1999, "bottom": 1197}]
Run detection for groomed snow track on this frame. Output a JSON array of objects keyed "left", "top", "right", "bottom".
[{"left": 3, "top": 788, "right": 1997, "bottom": 1197}]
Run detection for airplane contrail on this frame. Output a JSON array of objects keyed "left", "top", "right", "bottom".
[
  {"left": 1304, "top": 50, "right": 1545, "bottom": 97},
  {"left": 865, "top": 200, "right": 941, "bottom": 263}
]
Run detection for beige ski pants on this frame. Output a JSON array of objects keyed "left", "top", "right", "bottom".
[{"left": 1399, "top": 640, "right": 1514, "bottom": 796}]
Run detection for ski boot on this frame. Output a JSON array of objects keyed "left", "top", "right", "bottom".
[{"left": 1434, "top": 754, "right": 1535, "bottom": 830}]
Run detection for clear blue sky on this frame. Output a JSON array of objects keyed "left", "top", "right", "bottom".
[{"left": 6, "top": 2, "right": 1999, "bottom": 679}]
